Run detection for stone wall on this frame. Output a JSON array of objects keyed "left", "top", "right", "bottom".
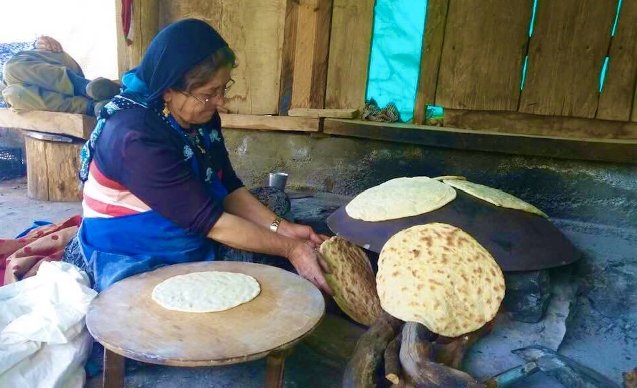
[{"left": 224, "top": 129, "right": 637, "bottom": 229}]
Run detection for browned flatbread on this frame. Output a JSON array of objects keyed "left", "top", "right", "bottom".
[
  {"left": 377, "top": 223, "right": 505, "bottom": 337},
  {"left": 320, "top": 236, "right": 382, "bottom": 326}
]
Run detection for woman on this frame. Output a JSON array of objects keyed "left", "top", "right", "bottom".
[{"left": 65, "top": 19, "right": 331, "bottom": 293}]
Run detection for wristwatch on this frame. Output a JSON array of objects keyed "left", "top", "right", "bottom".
[{"left": 270, "top": 216, "right": 283, "bottom": 233}]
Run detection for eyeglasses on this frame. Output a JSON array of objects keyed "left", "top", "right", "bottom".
[{"left": 180, "top": 79, "right": 235, "bottom": 105}]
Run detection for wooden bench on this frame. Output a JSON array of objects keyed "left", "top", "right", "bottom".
[{"left": 0, "top": 109, "right": 95, "bottom": 202}]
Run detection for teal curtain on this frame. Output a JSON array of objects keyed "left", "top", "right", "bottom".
[{"left": 366, "top": 0, "right": 427, "bottom": 122}]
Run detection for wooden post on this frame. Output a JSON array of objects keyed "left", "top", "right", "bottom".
[
  {"left": 289, "top": 0, "right": 333, "bottom": 110},
  {"left": 115, "top": 0, "right": 159, "bottom": 75}
]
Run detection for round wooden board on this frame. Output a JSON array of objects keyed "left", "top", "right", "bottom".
[{"left": 86, "top": 261, "right": 325, "bottom": 367}]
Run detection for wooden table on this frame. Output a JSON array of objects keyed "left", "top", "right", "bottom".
[{"left": 85, "top": 261, "right": 325, "bottom": 388}]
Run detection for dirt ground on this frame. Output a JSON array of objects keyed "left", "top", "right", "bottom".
[{"left": 0, "top": 178, "right": 81, "bottom": 238}]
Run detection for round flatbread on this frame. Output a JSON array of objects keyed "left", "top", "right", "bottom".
[
  {"left": 152, "top": 271, "right": 260, "bottom": 313},
  {"left": 320, "top": 236, "right": 382, "bottom": 326},
  {"left": 377, "top": 223, "right": 505, "bottom": 337},
  {"left": 345, "top": 177, "right": 457, "bottom": 221},
  {"left": 442, "top": 179, "right": 547, "bottom": 217}
]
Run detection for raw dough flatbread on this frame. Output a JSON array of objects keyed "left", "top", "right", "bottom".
[
  {"left": 152, "top": 271, "right": 260, "bottom": 313},
  {"left": 345, "top": 177, "right": 457, "bottom": 221},
  {"left": 377, "top": 223, "right": 505, "bottom": 337},
  {"left": 442, "top": 179, "right": 547, "bottom": 217}
]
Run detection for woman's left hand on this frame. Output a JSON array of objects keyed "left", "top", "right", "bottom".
[{"left": 278, "top": 220, "right": 328, "bottom": 248}]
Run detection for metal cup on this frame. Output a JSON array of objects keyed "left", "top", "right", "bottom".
[{"left": 268, "top": 172, "right": 289, "bottom": 190}]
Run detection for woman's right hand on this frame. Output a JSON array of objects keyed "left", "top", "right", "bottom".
[{"left": 288, "top": 242, "right": 333, "bottom": 295}]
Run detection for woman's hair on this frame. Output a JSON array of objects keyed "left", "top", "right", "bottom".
[{"left": 175, "top": 45, "right": 236, "bottom": 92}]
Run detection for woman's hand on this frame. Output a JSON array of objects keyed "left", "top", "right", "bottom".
[
  {"left": 287, "top": 241, "right": 332, "bottom": 295},
  {"left": 278, "top": 220, "right": 328, "bottom": 249}
]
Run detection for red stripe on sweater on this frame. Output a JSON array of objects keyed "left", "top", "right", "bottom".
[
  {"left": 89, "top": 163, "right": 126, "bottom": 190},
  {"left": 83, "top": 194, "right": 140, "bottom": 217}
]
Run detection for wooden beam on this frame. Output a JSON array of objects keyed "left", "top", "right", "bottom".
[
  {"left": 413, "top": 0, "right": 449, "bottom": 124},
  {"left": 290, "top": 0, "right": 333, "bottom": 109},
  {"left": 288, "top": 108, "right": 358, "bottom": 118},
  {"left": 444, "top": 108, "right": 637, "bottom": 140},
  {"left": 323, "top": 118, "right": 637, "bottom": 164},
  {"left": 325, "top": 0, "right": 375, "bottom": 110},
  {"left": 220, "top": 114, "right": 320, "bottom": 132},
  {"left": 0, "top": 109, "right": 95, "bottom": 139}
]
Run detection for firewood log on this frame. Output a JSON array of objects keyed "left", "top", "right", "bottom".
[
  {"left": 384, "top": 333, "right": 402, "bottom": 384},
  {"left": 433, "top": 322, "right": 493, "bottom": 369},
  {"left": 399, "top": 322, "right": 484, "bottom": 387},
  {"left": 343, "top": 312, "right": 403, "bottom": 388}
]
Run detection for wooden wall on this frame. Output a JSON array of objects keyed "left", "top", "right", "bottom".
[
  {"left": 326, "top": 0, "right": 637, "bottom": 139},
  {"left": 117, "top": 0, "right": 637, "bottom": 140}
]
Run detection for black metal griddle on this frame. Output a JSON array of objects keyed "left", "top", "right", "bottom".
[{"left": 326, "top": 191, "right": 580, "bottom": 272}]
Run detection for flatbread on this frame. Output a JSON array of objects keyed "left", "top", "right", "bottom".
[
  {"left": 442, "top": 179, "right": 547, "bottom": 217},
  {"left": 345, "top": 177, "right": 457, "bottom": 221},
  {"left": 319, "top": 236, "right": 382, "bottom": 326},
  {"left": 377, "top": 223, "right": 505, "bottom": 337},
  {"left": 152, "top": 271, "right": 260, "bottom": 313}
]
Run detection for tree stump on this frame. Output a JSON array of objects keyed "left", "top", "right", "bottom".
[{"left": 25, "top": 136, "right": 82, "bottom": 201}]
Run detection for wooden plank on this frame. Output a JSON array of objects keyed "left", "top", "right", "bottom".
[
  {"left": 435, "top": 0, "right": 532, "bottom": 111},
  {"left": 413, "top": 0, "right": 449, "bottom": 124},
  {"left": 219, "top": 114, "right": 320, "bottom": 132},
  {"left": 290, "top": 0, "right": 333, "bottom": 109},
  {"left": 597, "top": 1, "right": 637, "bottom": 121},
  {"left": 0, "top": 109, "right": 95, "bottom": 139},
  {"left": 221, "top": 0, "right": 287, "bottom": 114},
  {"left": 519, "top": 1, "right": 616, "bottom": 118},
  {"left": 444, "top": 108, "right": 637, "bottom": 140},
  {"left": 288, "top": 108, "right": 358, "bottom": 118},
  {"left": 158, "top": 0, "right": 223, "bottom": 30},
  {"left": 278, "top": 0, "right": 299, "bottom": 115},
  {"left": 325, "top": 0, "right": 375, "bottom": 110},
  {"left": 323, "top": 118, "right": 637, "bottom": 164}
]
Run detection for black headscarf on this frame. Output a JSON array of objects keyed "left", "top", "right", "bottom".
[
  {"left": 79, "top": 19, "right": 228, "bottom": 182},
  {"left": 135, "top": 18, "right": 228, "bottom": 102}
]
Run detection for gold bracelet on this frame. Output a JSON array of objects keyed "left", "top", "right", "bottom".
[{"left": 269, "top": 216, "right": 283, "bottom": 233}]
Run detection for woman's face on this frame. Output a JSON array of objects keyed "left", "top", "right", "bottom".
[{"left": 163, "top": 66, "right": 232, "bottom": 127}]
